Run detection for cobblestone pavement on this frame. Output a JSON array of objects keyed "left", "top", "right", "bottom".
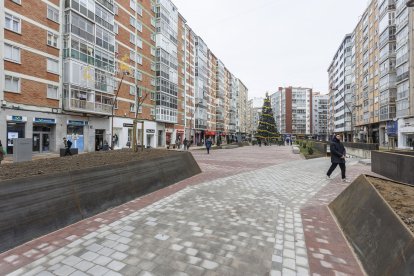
[{"left": 1, "top": 146, "right": 371, "bottom": 275}]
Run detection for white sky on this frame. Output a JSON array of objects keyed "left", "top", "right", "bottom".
[{"left": 172, "top": 0, "right": 370, "bottom": 99}]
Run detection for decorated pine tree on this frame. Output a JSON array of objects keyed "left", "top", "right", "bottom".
[{"left": 256, "top": 94, "right": 278, "bottom": 144}]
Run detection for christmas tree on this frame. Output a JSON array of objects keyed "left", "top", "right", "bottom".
[{"left": 256, "top": 93, "right": 278, "bottom": 144}]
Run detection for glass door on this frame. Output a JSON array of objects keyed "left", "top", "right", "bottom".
[
  {"left": 33, "top": 133, "right": 40, "bottom": 152},
  {"left": 42, "top": 133, "right": 50, "bottom": 152}
]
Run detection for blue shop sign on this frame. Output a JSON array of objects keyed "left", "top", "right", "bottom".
[
  {"left": 7, "top": 115, "right": 27, "bottom": 122},
  {"left": 387, "top": 121, "right": 398, "bottom": 137},
  {"left": 67, "top": 120, "right": 88, "bottom": 126},
  {"left": 34, "top": 118, "right": 56, "bottom": 124}
]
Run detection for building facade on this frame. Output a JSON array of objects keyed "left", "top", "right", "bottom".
[
  {"left": 312, "top": 93, "right": 329, "bottom": 140},
  {"left": 328, "top": 34, "right": 354, "bottom": 142},
  {"left": 1, "top": 0, "right": 249, "bottom": 154},
  {"left": 271, "top": 87, "right": 313, "bottom": 139}
]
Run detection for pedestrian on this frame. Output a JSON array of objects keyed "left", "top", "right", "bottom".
[
  {"left": 0, "top": 140, "right": 5, "bottom": 164},
  {"left": 205, "top": 137, "right": 212, "bottom": 154},
  {"left": 63, "top": 137, "right": 72, "bottom": 156},
  {"left": 258, "top": 138, "right": 262, "bottom": 147},
  {"left": 183, "top": 138, "right": 188, "bottom": 150},
  {"left": 326, "top": 134, "right": 349, "bottom": 182}
]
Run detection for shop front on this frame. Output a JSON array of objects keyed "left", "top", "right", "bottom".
[
  {"left": 67, "top": 120, "right": 87, "bottom": 152},
  {"left": 6, "top": 115, "right": 27, "bottom": 154},
  {"left": 32, "top": 118, "right": 56, "bottom": 153}
]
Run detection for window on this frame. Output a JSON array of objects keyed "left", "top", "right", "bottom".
[
  {"left": 136, "top": 53, "right": 142, "bottom": 65},
  {"left": 5, "top": 75, "right": 20, "bottom": 93},
  {"left": 47, "top": 32, "right": 59, "bottom": 48},
  {"left": 136, "top": 21, "right": 142, "bottom": 32},
  {"left": 96, "top": 26, "right": 115, "bottom": 52},
  {"left": 47, "top": 58, "right": 59, "bottom": 74},
  {"left": 130, "top": 85, "right": 135, "bottom": 95},
  {"left": 130, "top": 33, "right": 135, "bottom": 44},
  {"left": 47, "top": 5, "right": 59, "bottom": 23},
  {"left": 4, "top": 44, "right": 20, "bottom": 63},
  {"left": 47, "top": 85, "right": 58, "bottom": 99},
  {"left": 136, "top": 36, "right": 143, "bottom": 48},
  {"left": 130, "top": 103, "right": 135, "bottom": 112},
  {"left": 5, "top": 13, "right": 20, "bottom": 33},
  {"left": 114, "top": 23, "right": 118, "bottom": 34}
]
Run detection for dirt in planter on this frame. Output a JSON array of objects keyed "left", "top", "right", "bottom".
[
  {"left": 0, "top": 149, "right": 179, "bottom": 181},
  {"left": 368, "top": 176, "right": 414, "bottom": 234}
]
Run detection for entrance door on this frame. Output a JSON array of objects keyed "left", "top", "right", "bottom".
[
  {"left": 42, "top": 133, "right": 50, "bottom": 152},
  {"left": 95, "top": 129, "right": 104, "bottom": 151},
  {"left": 33, "top": 133, "right": 40, "bottom": 152},
  {"left": 147, "top": 134, "right": 152, "bottom": 148}
]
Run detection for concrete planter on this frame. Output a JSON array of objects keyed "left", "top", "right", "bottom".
[
  {"left": 0, "top": 152, "right": 201, "bottom": 253},
  {"left": 371, "top": 151, "right": 414, "bottom": 185},
  {"left": 329, "top": 175, "right": 414, "bottom": 276}
]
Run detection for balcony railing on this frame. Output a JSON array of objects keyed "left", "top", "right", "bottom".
[
  {"left": 396, "top": 71, "right": 409, "bottom": 83},
  {"left": 63, "top": 98, "right": 112, "bottom": 115}
]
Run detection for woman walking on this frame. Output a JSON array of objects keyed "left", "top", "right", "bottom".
[{"left": 326, "top": 134, "right": 350, "bottom": 182}]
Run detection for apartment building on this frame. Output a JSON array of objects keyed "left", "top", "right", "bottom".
[
  {"left": 271, "top": 87, "right": 313, "bottom": 138},
  {"left": 206, "top": 50, "right": 217, "bottom": 140},
  {"left": 1, "top": 0, "right": 249, "bottom": 154},
  {"left": 395, "top": 0, "right": 414, "bottom": 148},
  {"left": 1, "top": 0, "right": 63, "bottom": 154},
  {"left": 377, "top": 0, "right": 397, "bottom": 146},
  {"left": 327, "top": 34, "right": 354, "bottom": 142},
  {"left": 353, "top": 0, "right": 381, "bottom": 144},
  {"left": 112, "top": 0, "right": 157, "bottom": 150},
  {"left": 237, "top": 79, "right": 248, "bottom": 140},
  {"left": 313, "top": 93, "right": 329, "bottom": 140}
]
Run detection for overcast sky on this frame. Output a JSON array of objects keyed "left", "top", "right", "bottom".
[{"left": 172, "top": 0, "right": 370, "bottom": 99}]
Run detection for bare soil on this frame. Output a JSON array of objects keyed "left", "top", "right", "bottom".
[
  {"left": 0, "top": 149, "right": 177, "bottom": 181},
  {"left": 368, "top": 176, "right": 414, "bottom": 234}
]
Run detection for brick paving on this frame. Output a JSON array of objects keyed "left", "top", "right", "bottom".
[{"left": 0, "top": 146, "right": 369, "bottom": 275}]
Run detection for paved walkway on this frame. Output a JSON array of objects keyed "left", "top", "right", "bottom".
[{"left": 0, "top": 146, "right": 373, "bottom": 275}]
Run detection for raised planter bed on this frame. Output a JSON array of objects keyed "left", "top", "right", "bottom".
[
  {"left": 371, "top": 150, "right": 414, "bottom": 185},
  {"left": 0, "top": 149, "right": 201, "bottom": 253},
  {"left": 329, "top": 175, "right": 414, "bottom": 276}
]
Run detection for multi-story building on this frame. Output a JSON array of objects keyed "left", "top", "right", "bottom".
[
  {"left": 237, "top": 79, "right": 248, "bottom": 140},
  {"left": 353, "top": 0, "right": 381, "bottom": 144},
  {"left": 1, "top": 0, "right": 248, "bottom": 154},
  {"left": 395, "top": 0, "right": 414, "bottom": 148},
  {"left": 112, "top": 0, "right": 157, "bottom": 150},
  {"left": 2, "top": 0, "right": 64, "bottom": 155},
  {"left": 271, "top": 87, "right": 313, "bottom": 138},
  {"left": 377, "top": 0, "right": 397, "bottom": 146},
  {"left": 193, "top": 36, "right": 208, "bottom": 144},
  {"left": 328, "top": 34, "right": 354, "bottom": 142},
  {"left": 312, "top": 93, "right": 329, "bottom": 140},
  {"left": 246, "top": 98, "right": 254, "bottom": 139}
]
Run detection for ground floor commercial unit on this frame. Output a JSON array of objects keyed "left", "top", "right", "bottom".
[{"left": 0, "top": 109, "right": 111, "bottom": 154}]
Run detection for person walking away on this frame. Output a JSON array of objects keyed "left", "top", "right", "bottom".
[
  {"left": 0, "top": 140, "right": 5, "bottom": 164},
  {"left": 63, "top": 137, "right": 72, "bottom": 156},
  {"left": 258, "top": 139, "right": 262, "bottom": 147},
  {"left": 183, "top": 138, "right": 188, "bottom": 150},
  {"left": 326, "top": 134, "right": 349, "bottom": 182},
  {"left": 205, "top": 137, "right": 212, "bottom": 154}
]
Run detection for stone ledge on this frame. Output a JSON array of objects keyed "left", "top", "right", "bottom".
[{"left": 0, "top": 151, "right": 201, "bottom": 253}]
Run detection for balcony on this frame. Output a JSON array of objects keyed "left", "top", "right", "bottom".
[{"left": 63, "top": 98, "right": 112, "bottom": 115}]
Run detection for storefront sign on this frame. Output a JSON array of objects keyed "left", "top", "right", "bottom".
[
  {"left": 123, "top": 123, "right": 134, "bottom": 127},
  {"left": 387, "top": 121, "right": 398, "bottom": 137},
  {"left": 146, "top": 129, "right": 155, "bottom": 133},
  {"left": 7, "top": 115, "right": 27, "bottom": 122},
  {"left": 68, "top": 120, "right": 88, "bottom": 126},
  {"left": 34, "top": 118, "right": 56, "bottom": 124}
]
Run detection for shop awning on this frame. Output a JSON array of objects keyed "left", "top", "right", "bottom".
[{"left": 205, "top": 131, "right": 216, "bottom": 136}]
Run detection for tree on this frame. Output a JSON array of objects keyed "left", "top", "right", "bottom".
[
  {"left": 256, "top": 93, "right": 278, "bottom": 144},
  {"left": 132, "top": 86, "right": 148, "bottom": 152}
]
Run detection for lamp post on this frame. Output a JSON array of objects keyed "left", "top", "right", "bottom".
[{"left": 111, "top": 71, "right": 129, "bottom": 150}]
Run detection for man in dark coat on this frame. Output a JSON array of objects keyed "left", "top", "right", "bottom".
[
  {"left": 326, "top": 134, "right": 349, "bottom": 182},
  {"left": 205, "top": 137, "right": 212, "bottom": 154}
]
